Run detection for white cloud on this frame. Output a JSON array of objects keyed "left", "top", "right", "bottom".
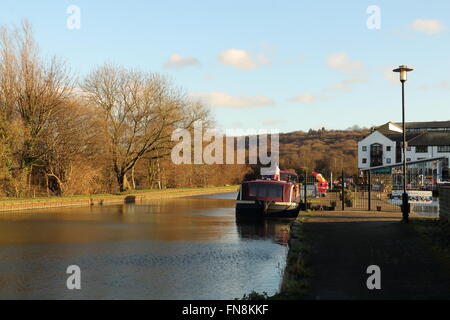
[
  {"left": 415, "top": 81, "right": 450, "bottom": 91},
  {"left": 217, "top": 47, "right": 274, "bottom": 70},
  {"left": 329, "top": 76, "right": 368, "bottom": 91},
  {"left": 413, "top": 81, "right": 450, "bottom": 91},
  {"left": 435, "top": 81, "right": 450, "bottom": 89},
  {"left": 218, "top": 49, "right": 258, "bottom": 70},
  {"left": 411, "top": 19, "right": 446, "bottom": 35},
  {"left": 326, "top": 52, "right": 366, "bottom": 91},
  {"left": 164, "top": 54, "right": 200, "bottom": 70},
  {"left": 418, "top": 84, "right": 430, "bottom": 90},
  {"left": 329, "top": 82, "right": 352, "bottom": 91},
  {"left": 326, "top": 52, "right": 364, "bottom": 74},
  {"left": 289, "top": 93, "right": 318, "bottom": 104},
  {"left": 191, "top": 92, "right": 274, "bottom": 108},
  {"left": 256, "top": 52, "right": 271, "bottom": 66},
  {"left": 383, "top": 67, "right": 399, "bottom": 84}
]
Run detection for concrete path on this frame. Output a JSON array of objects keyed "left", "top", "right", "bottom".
[{"left": 303, "top": 211, "right": 450, "bottom": 299}]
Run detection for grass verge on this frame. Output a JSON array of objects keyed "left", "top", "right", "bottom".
[
  {"left": 0, "top": 185, "right": 238, "bottom": 204},
  {"left": 0, "top": 185, "right": 239, "bottom": 213},
  {"left": 274, "top": 217, "right": 312, "bottom": 299},
  {"left": 410, "top": 218, "right": 450, "bottom": 269}
]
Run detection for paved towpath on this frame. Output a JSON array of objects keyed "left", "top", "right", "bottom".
[{"left": 302, "top": 211, "right": 450, "bottom": 299}]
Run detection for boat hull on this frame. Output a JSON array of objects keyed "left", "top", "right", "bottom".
[{"left": 236, "top": 200, "right": 300, "bottom": 219}]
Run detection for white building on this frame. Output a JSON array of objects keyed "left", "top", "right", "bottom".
[{"left": 358, "top": 121, "right": 450, "bottom": 182}]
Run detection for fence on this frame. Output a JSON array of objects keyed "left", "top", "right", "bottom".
[{"left": 300, "top": 173, "right": 401, "bottom": 212}]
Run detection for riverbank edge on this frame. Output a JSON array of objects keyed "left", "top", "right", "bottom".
[
  {"left": 0, "top": 185, "right": 239, "bottom": 212},
  {"left": 238, "top": 215, "right": 312, "bottom": 300},
  {"left": 275, "top": 216, "right": 312, "bottom": 299}
]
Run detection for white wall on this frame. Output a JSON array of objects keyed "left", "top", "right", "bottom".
[
  {"left": 358, "top": 131, "right": 396, "bottom": 169},
  {"left": 406, "top": 146, "right": 450, "bottom": 163},
  {"left": 358, "top": 132, "right": 450, "bottom": 169}
]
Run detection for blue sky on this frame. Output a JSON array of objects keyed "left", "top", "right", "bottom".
[{"left": 1, "top": 0, "right": 449, "bottom": 132}]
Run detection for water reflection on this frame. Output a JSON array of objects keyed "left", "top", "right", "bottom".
[
  {"left": 0, "top": 193, "right": 291, "bottom": 300},
  {"left": 190, "top": 192, "right": 238, "bottom": 200},
  {"left": 236, "top": 219, "right": 291, "bottom": 246}
]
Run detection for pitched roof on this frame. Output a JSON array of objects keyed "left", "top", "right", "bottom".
[
  {"left": 362, "top": 121, "right": 450, "bottom": 144},
  {"left": 393, "top": 121, "right": 450, "bottom": 129},
  {"left": 382, "top": 132, "right": 423, "bottom": 142},
  {"left": 408, "top": 132, "right": 450, "bottom": 146},
  {"left": 376, "top": 122, "right": 402, "bottom": 134}
]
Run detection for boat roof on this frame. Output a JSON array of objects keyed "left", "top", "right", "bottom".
[
  {"left": 242, "top": 179, "right": 291, "bottom": 185},
  {"left": 280, "top": 170, "right": 297, "bottom": 175}
]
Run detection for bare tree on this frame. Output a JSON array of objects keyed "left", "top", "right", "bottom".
[
  {"left": 82, "top": 64, "right": 209, "bottom": 192},
  {"left": 41, "top": 98, "right": 103, "bottom": 195},
  {"left": 0, "top": 21, "right": 73, "bottom": 196},
  {"left": 0, "top": 21, "right": 249, "bottom": 198}
]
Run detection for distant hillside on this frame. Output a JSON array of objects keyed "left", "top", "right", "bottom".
[{"left": 278, "top": 128, "right": 370, "bottom": 176}]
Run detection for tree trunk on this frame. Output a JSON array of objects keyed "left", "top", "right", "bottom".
[
  {"left": 156, "top": 158, "right": 162, "bottom": 189},
  {"left": 117, "top": 172, "right": 126, "bottom": 193},
  {"left": 117, "top": 170, "right": 134, "bottom": 193},
  {"left": 45, "top": 173, "right": 50, "bottom": 197},
  {"left": 28, "top": 165, "right": 33, "bottom": 198},
  {"left": 131, "top": 165, "right": 136, "bottom": 190},
  {"left": 147, "top": 159, "right": 154, "bottom": 189}
]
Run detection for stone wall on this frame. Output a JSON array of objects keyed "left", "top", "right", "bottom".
[{"left": 439, "top": 186, "right": 450, "bottom": 223}]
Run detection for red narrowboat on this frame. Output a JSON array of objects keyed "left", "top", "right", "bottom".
[{"left": 236, "top": 178, "right": 300, "bottom": 218}]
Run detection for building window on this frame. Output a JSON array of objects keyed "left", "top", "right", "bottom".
[
  {"left": 362, "top": 158, "right": 367, "bottom": 164},
  {"left": 386, "top": 158, "right": 391, "bottom": 164},
  {"left": 362, "top": 146, "right": 367, "bottom": 152},
  {"left": 370, "top": 143, "right": 383, "bottom": 167},
  {"left": 407, "top": 158, "right": 411, "bottom": 162},
  {"left": 438, "top": 146, "right": 450, "bottom": 153},
  {"left": 386, "top": 146, "right": 391, "bottom": 152},
  {"left": 415, "top": 146, "right": 428, "bottom": 153}
]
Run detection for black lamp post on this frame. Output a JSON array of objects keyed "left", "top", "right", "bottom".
[{"left": 393, "top": 65, "right": 413, "bottom": 223}]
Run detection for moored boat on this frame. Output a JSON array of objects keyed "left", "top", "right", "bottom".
[{"left": 236, "top": 175, "right": 300, "bottom": 219}]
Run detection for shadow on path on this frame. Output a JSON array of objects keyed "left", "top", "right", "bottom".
[{"left": 304, "top": 212, "right": 450, "bottom": 299}]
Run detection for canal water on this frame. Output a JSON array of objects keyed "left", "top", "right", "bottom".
[
  {"left": 0, "top": 193, "right": 291, "bottom": 299},
  {"left": 412, "top": 200, "right": 440, "bottom": 217}
]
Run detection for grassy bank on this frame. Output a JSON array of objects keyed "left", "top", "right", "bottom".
[
  {"left": 410, "top": 218, "right": 450, "bottom": 269},
  {"left": 0, "top": 185, "right": 239, "bottom": 212},
  {"left": 275, "top": 217, "right": 312, "bottom": 299}
]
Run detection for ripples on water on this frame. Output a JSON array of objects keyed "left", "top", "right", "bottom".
[{"left": 0, "top": 192, "right": 292, "bottom": 300}]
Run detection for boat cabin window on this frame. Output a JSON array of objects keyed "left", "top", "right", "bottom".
[
  {"left": 248, "top": 183, "right": 283, "bottom": 198},
  {"left": 261, "top": 173, "right": 298, "bottom": 182},
  {"left": 280, "top": 172, "right": 298, "bottom": 182}
]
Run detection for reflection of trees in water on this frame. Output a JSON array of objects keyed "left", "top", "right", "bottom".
[
  {"left": 133, "top": 198, "right": 235, "bottom": 215},
  {"left": 235, "top": 219, "right": 292, "bottom": 245}
]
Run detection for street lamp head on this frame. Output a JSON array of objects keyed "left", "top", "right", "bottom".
[{"left": 393, "top": 65, "right": 414, "bottom": 82}]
